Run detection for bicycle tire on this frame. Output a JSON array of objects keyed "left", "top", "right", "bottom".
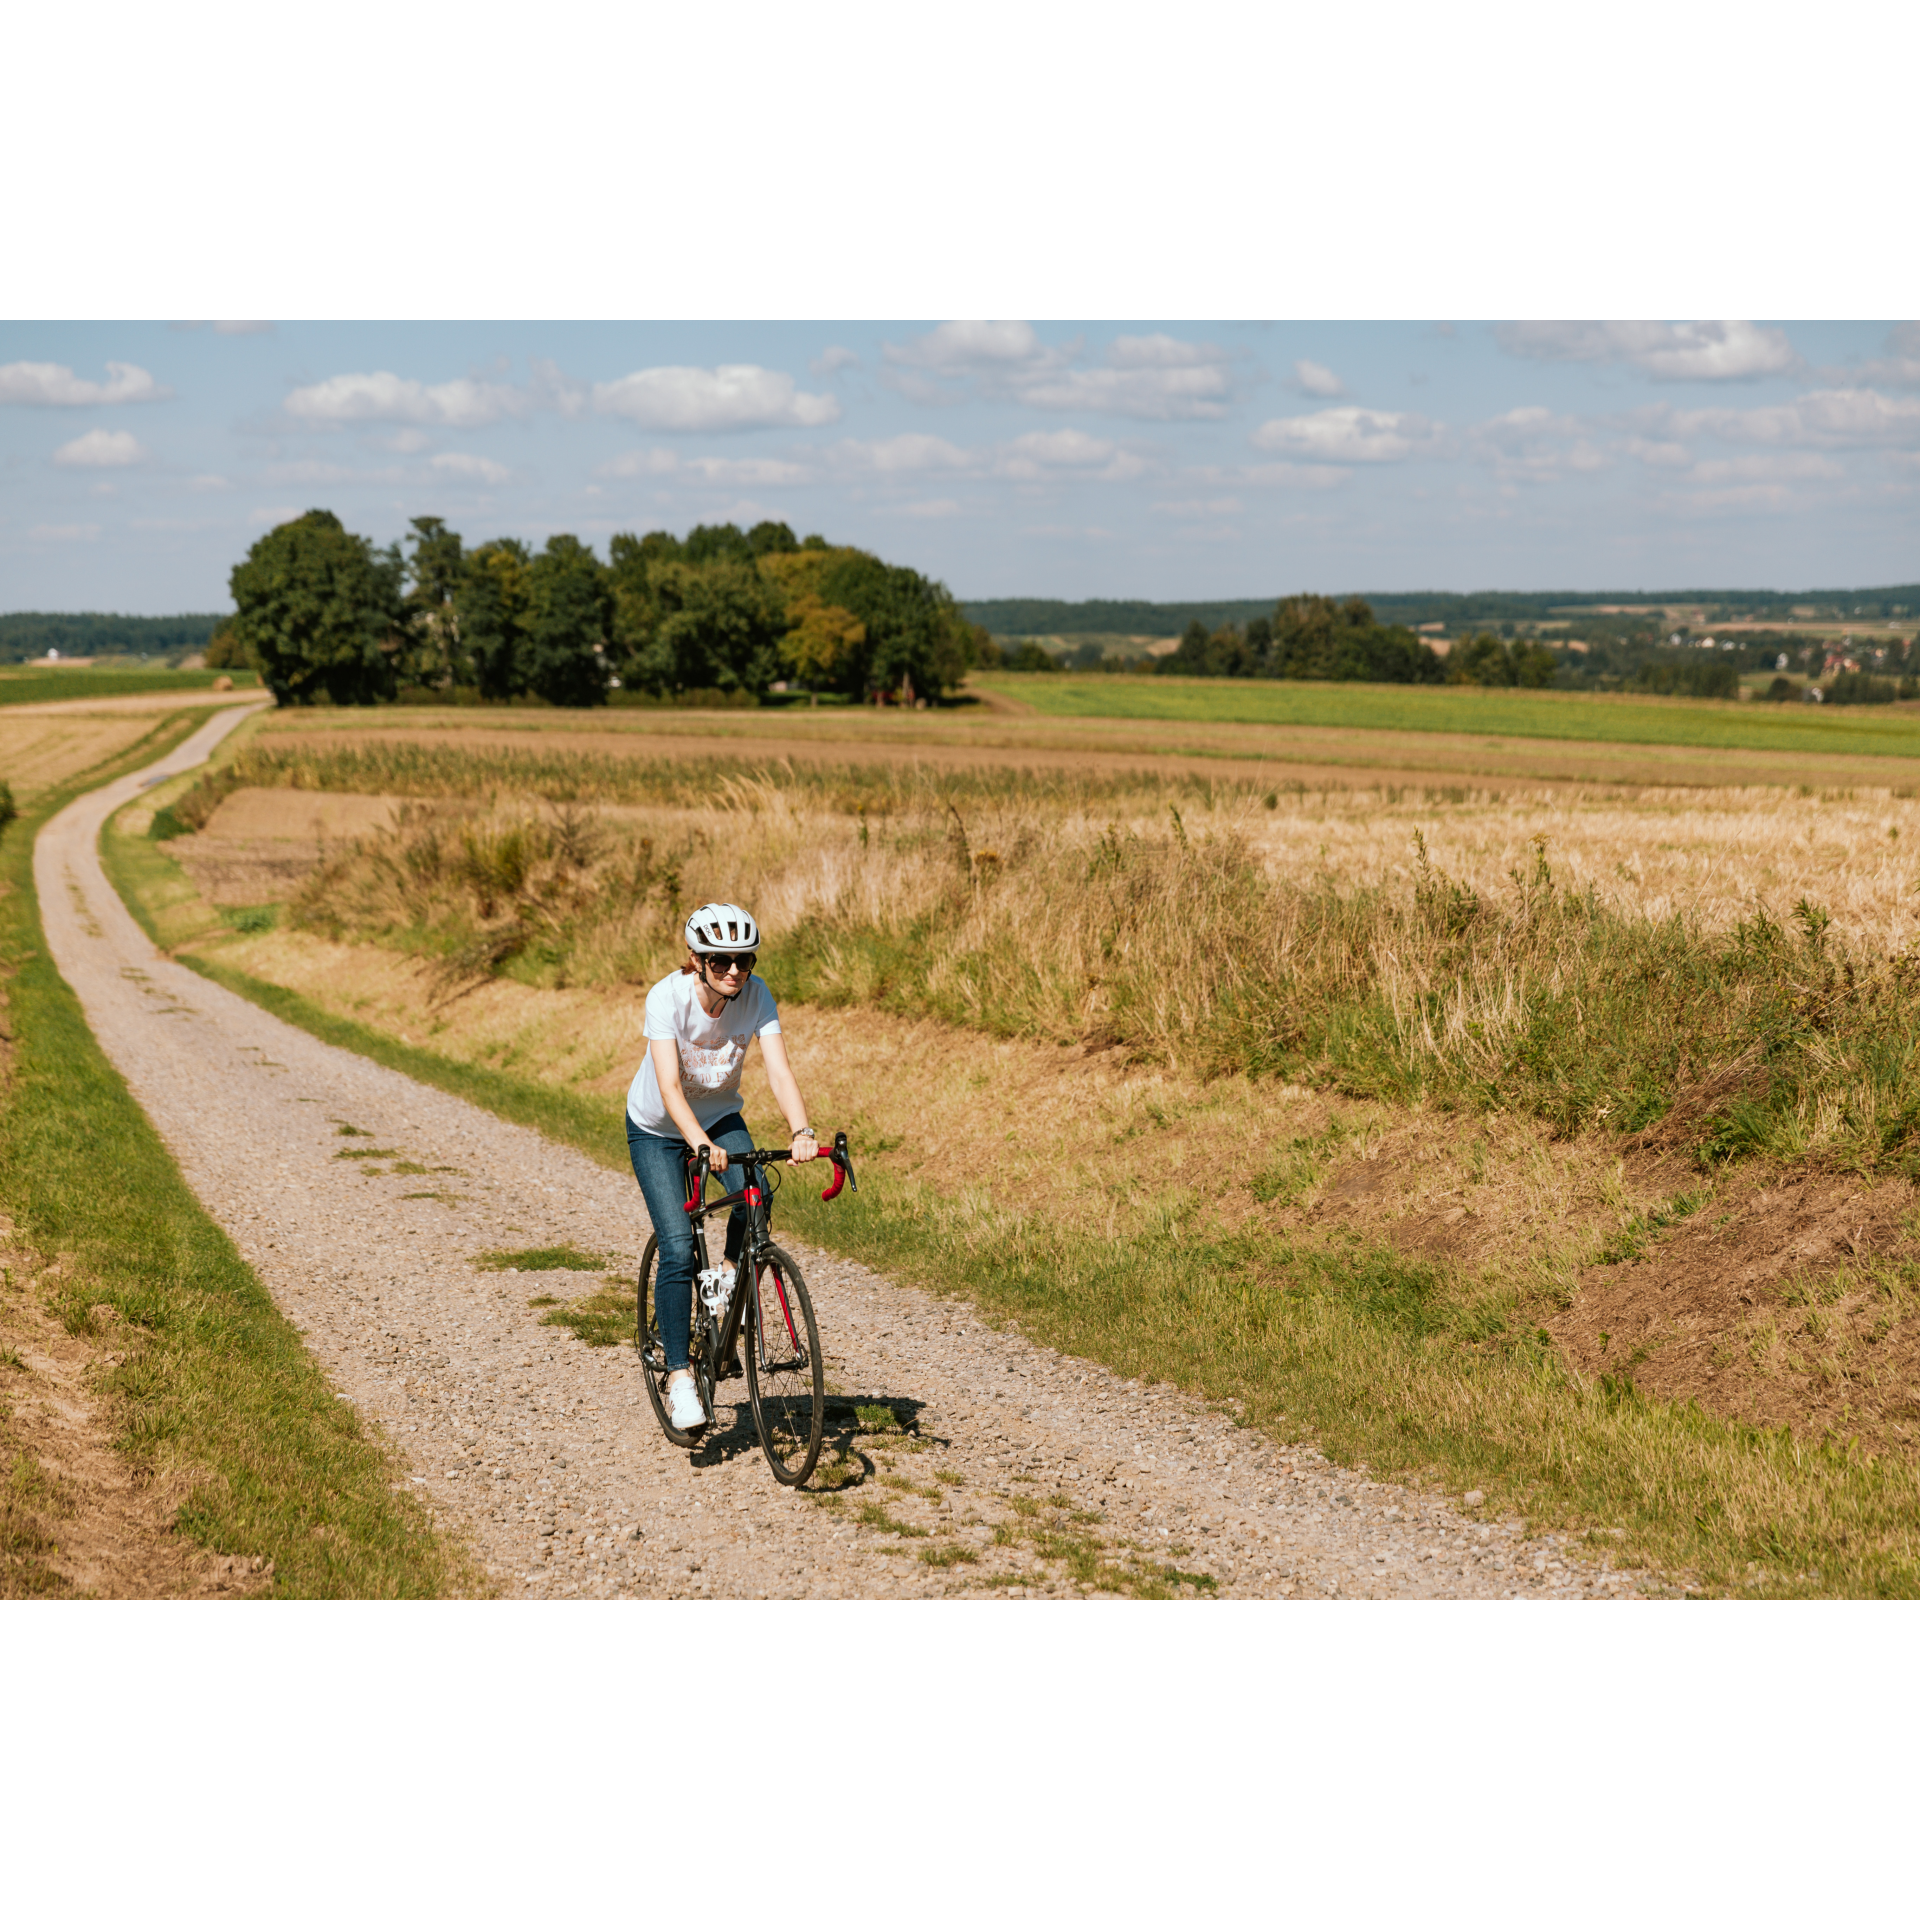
[
  {"left": 744, "top": 1243, "right": 825, "bottom": 1486},
  {"left": 636, "top": 1235, "right": 707, "bottom": 1449}
]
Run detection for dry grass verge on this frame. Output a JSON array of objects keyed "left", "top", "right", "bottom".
[{"left": 111, "top": 742, "right": 1920, "bottom": 1594}]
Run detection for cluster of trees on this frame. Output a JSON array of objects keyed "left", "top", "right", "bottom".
[
  {"left": 216, "top": 511, "right": 983, "bottom": 709},
  {"left": 0, "top": 611, "right": 224, "bottom": 665},
  {"left": 1630, "top": 656, "right": 1742, "bottom": 700},
  {"left": 1150, "top": 597, "right": 1447, "bottom": 684}
]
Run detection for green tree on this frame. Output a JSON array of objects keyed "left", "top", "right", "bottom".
[
  {"left": 812, "top": 549, "right": 975, "bottom": 700},
  {"left": 1159, "top": 618, "right": 1211, "bottom": 675},
  {"left": 634, "top": 561, "right": 787, "bottom": 697},
  {"left": 1267, "top": 595, "right": 1445, "bottom": 684},
  {"left": 229, "top": 509, "right": 402, "bottom": 706},
  {"left": 400, "top": 515, "right": 464, "bottom": 689},
  {"left": 683, "top": 522, "right": 757, "bottom": 567},
  {"left": 204, "top": 618, "right": 254, "bottom": 672},
  {"left": 1450, "top": 633, "right": 1561, "bottom": 689},
  {"left": 525, "top": 535, "right": 612, "bottom": 706},
  {"left": 747, "top": 520, "right": 800, "bottom": 557},
  {"left": 455, "top": 538, "right": 533, "bottom": 700},
  {"left": 606, "top": 529, "right": 684, "bottom": 684}
]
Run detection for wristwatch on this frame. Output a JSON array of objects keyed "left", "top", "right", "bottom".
[{"left": 791, "top": 1126, "right": 816, "bottom": 1140}]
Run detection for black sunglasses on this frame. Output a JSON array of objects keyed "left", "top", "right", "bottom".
[{"left": 701, "top": 951, "right": 756, "bottom": 974}]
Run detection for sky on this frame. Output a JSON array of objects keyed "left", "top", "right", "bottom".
[{"left": 2, "top": 319, "right": 1916, "bottom": 615}]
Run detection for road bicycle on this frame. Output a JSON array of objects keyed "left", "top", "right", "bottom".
[{"left": 637, "top": 1130, "right": 856, "bottom": 1487}]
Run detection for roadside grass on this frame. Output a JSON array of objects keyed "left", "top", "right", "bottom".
[
  {"left": 979, "top": 672, "right": 1920, "bottom": 760},
  {"left": 86, "top": 930, "right": 1920, "bottom": 1593},
  {"left": 3, "top": 721, "right": 475, "bottom": 1596},
  {"left": 145, "top": 740, "right": 1920, "bottom": 1179},
  {"left": 96, "top": 743, "right": 1920, "bottom": 1594}
]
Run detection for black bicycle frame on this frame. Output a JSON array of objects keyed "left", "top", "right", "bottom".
[{"left": 678, "top": 1132, "right": 855, "bottom": 1370}]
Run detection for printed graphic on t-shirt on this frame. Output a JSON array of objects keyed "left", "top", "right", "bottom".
[{"left": 679, "top": 1036, "right": 747, "bottom": 1093}]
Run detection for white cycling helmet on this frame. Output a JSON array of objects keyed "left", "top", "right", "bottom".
[{"left": 685, "top": 901, "right": 760, "bottom": 954}]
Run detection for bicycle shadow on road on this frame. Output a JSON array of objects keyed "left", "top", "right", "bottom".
[{"left": 684, "top": 1391, "right": 935, "bottom": 1486}]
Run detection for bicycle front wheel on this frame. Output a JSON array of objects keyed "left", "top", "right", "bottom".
[
  {"left": 745, "top": 1243, "right": 825, "bottom": 1486},
  {"left": 637, "top": 1236, "right": 707, "bottom": 1449}
]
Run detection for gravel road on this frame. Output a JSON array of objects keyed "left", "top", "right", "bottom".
[{"left": 37, "top": 712, "right": 1646, "bottom": 1601}]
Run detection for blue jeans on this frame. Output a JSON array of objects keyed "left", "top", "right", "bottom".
[{"left": 627, "top": 1112, "right": 754, "bottom": 1372}]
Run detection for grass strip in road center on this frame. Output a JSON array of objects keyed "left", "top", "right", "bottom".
[
  {"left": 1, "top": 720, "right": 473, "bottom": 1597},
  {"left": 129, "top": 932, "right": 1920, "bottom": 1596}
]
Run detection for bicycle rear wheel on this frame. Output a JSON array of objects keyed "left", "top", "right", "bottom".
[
  {"left": 637, "top": 1236, "right": 709, "bottom": 1448},
  {"left": 745, "top": 1244, "right": 824, "bottom": 1486}
]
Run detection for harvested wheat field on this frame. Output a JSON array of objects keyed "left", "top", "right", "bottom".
[
  {"left": 252, "top": 695, "right": 1920, "bottom": 794},
  {"left": 92, "top": 717, "right": 1920, "bottom": 1596}
]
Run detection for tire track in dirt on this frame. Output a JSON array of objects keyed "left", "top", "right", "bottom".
[{"left": 35, "top": 711, "right": 1647, "bottom": 1600}]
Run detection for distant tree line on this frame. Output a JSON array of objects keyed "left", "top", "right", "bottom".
[
  {"left": 0, "top": 611, "right": 225, "bottom": 664},
  {"left": 967, "top": 584, "right": 1920, "bottom": 635},
  {"left": 215, "top": 511, "right": 984, "bottom": 709}
]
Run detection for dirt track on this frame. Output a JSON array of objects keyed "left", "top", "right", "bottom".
[{"left": 33, "top": 711, "right": 1649, "bottom": 1600}]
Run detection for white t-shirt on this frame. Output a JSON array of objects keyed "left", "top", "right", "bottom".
[{"left": 626, "top": 969, "right": 781, "bottom": 1138}]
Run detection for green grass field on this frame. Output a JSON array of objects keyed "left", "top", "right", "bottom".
[
  {"left": 0, "top": 667, "right": 259, "bottom": 706},
  {"left": 1, "top": 723, "right": 470, "bottom": 1596},
  {"left": 980, "top": 673, "right": 1920, "bottom": 760}
]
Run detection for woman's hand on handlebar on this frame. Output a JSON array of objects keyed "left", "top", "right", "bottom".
[
  {"left": 791, "top": 1133, "right": 819, "bottom": 1163},
  {"left": 699, "top": 1140, "right": 729, "bottom": 1174}
]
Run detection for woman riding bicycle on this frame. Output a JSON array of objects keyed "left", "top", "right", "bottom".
[{"left": 627, "top": 902, "right": 819, "bottom": 1432}]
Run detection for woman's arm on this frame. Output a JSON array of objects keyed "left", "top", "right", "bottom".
[
  {"left": 759, "top": 1032, "right": 817, "bottom": 1161},
  {"left": 651, "top": 1036, "right": 735, "bottom": 1172}
]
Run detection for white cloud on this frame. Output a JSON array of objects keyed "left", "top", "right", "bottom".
[
  {"left": 429, "top": 451, "right": 512, "bottom": 484},
  {"left": 884, "top": 321, "right": 1044, "bottom": 375},
  {"left": 529, "top": 356, "right": 588, "bottom": 419},
  {"left": 881, "top": 325, "right": 1234, "bottom": 420},
  {"left": 1660, "top": 483, "right": 1798, "bottom": 517},
  {"left": 185, "top": 474, "right": 232, "bottom": 492},
  {"left": 1689, "top": 452, "right": 1846, "bottom": 482},
  {"left": 1151, "top": 497, "right": 1243, "bottom": 518},
  {"left": 1662, "top": 387, "right": 1920, "bottom": 450},
  {"left": 1251, "top": 406, "right": 1442, "bottom": 463},
  {"left": 52, "top": 428, "right": 145, "bottom": 468},
  {"left": 596, "top": 449, "right": 682, "bottom": 479},
  {"left": 829, "top": 434, "right": 974, "bottom": 474},
  {"left": 683, "top": 456, "right": 814, "bottom": 486},
  {"left": 1291, "top": 359, "right": 1346, "bottom": 398},
  {"left": 811, "top": 346, "right": 861, "bottom": 378},
  {"left": 284, "top": 371, "right": 529, "bottom": 429},
  {"left": 1624, "top": 436, "right": 1691, "bottom": 468},
  {"left": 592, "top": 364, "right": 839, "bottom": 432},
  {"left": 1495, "top": 321, "right": 1798, "bottom": 381},
  {"left": 249, "top": 506, "right": 304, "bottom": 526},
  {"left": 1469, "top": 407, "right": 1606, "bottom": 477},
  {"left": 0, "top": 360, "right": 169, "bottom": 406},
  {"left": 385, "top": 429, "right": 431, "bottom": 455},
  {"left": 28, "top": 522, "right": 101, "bottom": 543},
  {"left": 995, "top": 428, "right": 1147, "bottom": 480},
  {"left": 1022, "top": 336, "right": 1233, "bottom": 421}
]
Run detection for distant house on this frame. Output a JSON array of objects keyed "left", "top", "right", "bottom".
[
  {"left": 1776, "top": 653, "right": 1790, "bottom": 671},
  {"left": 1804, "top": 685, "right": 1825, "bottom": 703}
]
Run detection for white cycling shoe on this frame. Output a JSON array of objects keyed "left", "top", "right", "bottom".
[{"left": 666, "top": 1371, "right": 707, "bottom": 1431}]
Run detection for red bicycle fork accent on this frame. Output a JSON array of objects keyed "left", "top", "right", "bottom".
[{"left": 765, "top": 1263, "right": 802, "bottom": 1350}]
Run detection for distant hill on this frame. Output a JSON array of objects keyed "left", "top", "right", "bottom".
[
  {"left": 0, "top": 611, "right": 227, "bottom": 664},
  {"left": 964, "top": 586, "right": 1920, "bottom": 637}
]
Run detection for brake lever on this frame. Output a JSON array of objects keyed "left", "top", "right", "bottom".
[{"left": 685, "top": 1142, "right": 711, "bottom": 1215}]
